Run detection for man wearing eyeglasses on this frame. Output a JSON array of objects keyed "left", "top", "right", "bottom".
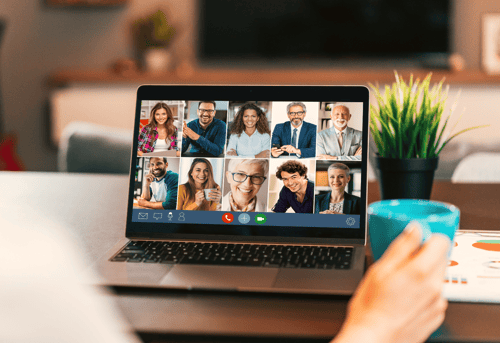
[
  {"left": 317, "top": 104, "right": 362, "bottom": 160},
  {"left": 272, "top": 160, "right": 314, "bottom": 214},
  {"left": 222, "top": 159, "right": 269, "bottom": 212},
  {"left": 271, "top": 102, "right": 316, "bottom": 159},
  {"left": 181, "top": 101, "right": 227, "bottom": 157}
]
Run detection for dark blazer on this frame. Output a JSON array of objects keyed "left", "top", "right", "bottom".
[
  {"left": 314, "top": 191, "right": 361, "bottom": 215},
  {"left": 271, "top": 121, "right": 316, "bottom": 158}
]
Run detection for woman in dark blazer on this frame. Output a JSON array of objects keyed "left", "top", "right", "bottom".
[{"left": 314, "top": 162, "right": 361, "bottom": 215}]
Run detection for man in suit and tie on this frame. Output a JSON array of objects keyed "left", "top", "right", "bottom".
[
  {"left": 317, "top": 104, "right": 362, "bottom": 160},
  {"left": 271, "top": 102, "right": 316, "bottom": 159}
]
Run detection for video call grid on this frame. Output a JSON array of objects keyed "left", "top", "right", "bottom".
[{"left": 133, "top": 100, "right": 364, "bottom": 218}]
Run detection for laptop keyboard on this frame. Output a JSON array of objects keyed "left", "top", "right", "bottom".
[{"left": 111, "top": 241, "right": 354, "bottom": 269}]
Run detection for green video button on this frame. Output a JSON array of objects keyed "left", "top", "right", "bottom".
[{"left": 254, "top": 214, "right": 267, "bottom": 224}]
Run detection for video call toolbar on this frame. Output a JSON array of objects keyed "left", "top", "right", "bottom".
[{"left": 132, "top": 209, "right": 360, "bottom": 229}]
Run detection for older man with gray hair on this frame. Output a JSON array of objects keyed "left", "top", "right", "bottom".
[
  {"left": 271, "top": 102, "right": 317, "bottom": 159},
  {"left": 317, "top": 104, "right": 362, "bottom": 160}
]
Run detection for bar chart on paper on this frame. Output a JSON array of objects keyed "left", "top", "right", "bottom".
[
  {"left": 444, "top": 231, "right": 500, "bottom": 303},
  {"left": 472, "top": 240, "right": 500, "bottom": 252}
]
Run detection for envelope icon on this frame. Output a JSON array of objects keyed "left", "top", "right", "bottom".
[{"left": 138, "top": 213, "right": 148, "bottom": 220}]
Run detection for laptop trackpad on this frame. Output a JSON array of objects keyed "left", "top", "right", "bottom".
[{"left": 160, "top": 265, "right": 278, "bottom": 290}]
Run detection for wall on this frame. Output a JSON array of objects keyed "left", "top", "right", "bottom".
[
  {"left": 453, "top": 0, "right": 500, "bottom": 70},
  {"left": 1, "top": 0, "right": 499, "bottom": 171},
  {"left": 0, "top": 0, "right": 196, "bottom": 171}
]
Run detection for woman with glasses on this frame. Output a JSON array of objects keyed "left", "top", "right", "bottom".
[
  {"left": 137, "top": 102, "right": 178, "bottom": 156},
  {"left": 177, "top": 158, "right": 221, "bottom": 211},
  {"left": 222, "top": 159, "right": 269, "bottom": 212},
  {"left": 226, "top": 103, "right": 271, "bottom": 158},
  {"left": 314, "top": 162, "right": 361, "bottom": 215}
]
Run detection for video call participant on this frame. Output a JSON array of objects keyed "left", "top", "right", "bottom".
[
  {"left": 181, "top": 101, "right": 226, "bottom": 157},
  {"left": 271, "top": 102, "right": 316, "bottom": 159},
  {"left": 177, "top": 158, "right": 222, "bottom": 211},
  {"left": 226, "top": 103, "right": 271, "bottom": 158},
  {"left": 315, "top": 163, "right": 361, "bottom": 215},
  {"left": 137, "top": 102, "right": 178, "bottom": 156},
  {"left": 272, "top": 160, "right": 314, "bottom": 214},
  {"left": 222, "top": 159, "right": 268, "bottom": 212},
  {"left": 137, "top": 157, "right": 178, "bottom": 210},
  {"left": 317, "top": 104, "right": 362, "bottom": 160}
]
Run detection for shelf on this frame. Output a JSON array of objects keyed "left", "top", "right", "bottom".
[
  {"left": 45, "top": 0, "right": 127, "bottom": 7},
  {"left": 47, "top": 68, "right": 500, "bottom": 87}
]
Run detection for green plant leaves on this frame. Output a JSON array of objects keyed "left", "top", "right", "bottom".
[{"left": 369, "top": 72, "right": 488, "bottom": 159}]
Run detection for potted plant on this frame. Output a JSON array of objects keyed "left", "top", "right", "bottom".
[
  {"left": 369, "top": 72, "right": 487, "bottom": 200},
  {"left": 133, "top": 10, "right": 176, "bottom": 71}
]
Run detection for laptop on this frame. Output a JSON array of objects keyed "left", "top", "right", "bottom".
[{"left": 95, "top": 85, "right": 370, "bottom": 295}]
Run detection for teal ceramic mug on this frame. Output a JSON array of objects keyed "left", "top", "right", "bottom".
[{"left": 368, "top": 199, "right": 460, "bottom": 261}]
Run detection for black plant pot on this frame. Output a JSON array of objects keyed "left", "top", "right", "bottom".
[{"left": 375, "top": 157, "right": 439, "bottom": 200}]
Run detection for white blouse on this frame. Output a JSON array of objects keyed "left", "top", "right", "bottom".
[
  {"left": 226, "top": 131, "right": 270, "bottom": 157},
  {"left": 154, "top": 138, "right": 171, "bottom": 151},
  {"left": 329, "top": 201, "right": 344, "bottom": 214}
]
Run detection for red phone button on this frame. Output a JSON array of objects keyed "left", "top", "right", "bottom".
[{"left": 222, "top": 213, "right": 234, "bottom": 223}]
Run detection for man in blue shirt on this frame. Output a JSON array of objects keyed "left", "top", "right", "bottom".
[
  {"left": 272, "top": 160, "right": 314, "bottom": 213},
  {"left": 182, "top": 101, "right": 226, "bottom": 157},
  {"left": 138, "top": 157, "right": 178, "bottom": 210}
]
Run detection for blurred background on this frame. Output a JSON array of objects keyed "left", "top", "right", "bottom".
[{"left": 1, "top": 0, "right": 500, "bottom": 177}]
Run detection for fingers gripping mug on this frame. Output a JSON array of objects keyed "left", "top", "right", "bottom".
[{"left": 368, "top": 199, "right": 460, "bottom": 261}]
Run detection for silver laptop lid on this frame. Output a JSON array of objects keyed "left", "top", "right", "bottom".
[{"left": 125, "top": 85, "right": 369, "bottom": 246}]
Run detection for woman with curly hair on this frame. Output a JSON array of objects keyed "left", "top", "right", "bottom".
[
  {"left": 226, "top": 102, "right": 271, "bottom": 158},
  {"left": 137, "top": 102, "right": 178, "bottom": 156}
]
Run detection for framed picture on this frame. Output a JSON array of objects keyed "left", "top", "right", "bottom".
[{"left": 482, "top": 13, "right": 500, "bottom": 75}]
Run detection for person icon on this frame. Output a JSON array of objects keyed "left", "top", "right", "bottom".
[
  {"left": 168, "top": 212, "right": 173, "bottom": 221},
  {"left": 178, "top": 212, "right": 186, "bottom": 221}
]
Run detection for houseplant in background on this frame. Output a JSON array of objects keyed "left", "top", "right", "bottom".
[
  {"left": 369, "top": 72, "right": 487, "bottom": 200},
  {"left": 133, "top": 10, "right": 176, "bottom": 72}
]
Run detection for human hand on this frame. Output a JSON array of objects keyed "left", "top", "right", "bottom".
[
  {"left": 194, "top": 190, "right": 205, "bottom": 207},
  {"left": 319, "top": 210, "right": 342, "bottom": 214},
  {"left": 137, "top": 198, "right": 149, "bottom": 207},
  {"left": 176, "top": 150, "right": 181, "bottom": 157},
  {"left": 182, "top": 122, "right": 188, "bottom": 138},
  {"left": 281, "top": 145, "right": 299, "bottom": 154},
  {"left": 271, "top": 147, "right": 284, "bottom": 157},
  {"left": 137, "top": 150, "right": 143, "bottom": 156},
  {"left": 333, "top": 222, "right": 450, "bottom": 343},
  {"left": 207, "top": 186, "right": 222, "bottom": 203},
  {"left": 183, "top": 123, "right": 200, "bottom": 141},
  {"left": 355, "top": 146, "right": 362, "bottom": 156},
  {"left": 317, "top": 154, "right": 336, "bottom": 160},
  {"left": 255, "top": 150, "right": 270, "bottom": 158},
  {"left": 227, "top": 149, "right": 238, "bottom": 156},
  {"left": 144, "top": 173, "right": 154, "bottom": 185}
]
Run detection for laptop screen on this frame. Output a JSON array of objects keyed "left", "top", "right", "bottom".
[{"left": 126, "top": 86, "right": 368, "bottom": 242}]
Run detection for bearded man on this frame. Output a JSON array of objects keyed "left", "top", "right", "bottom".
[{"left": 317, "top": 104, "right": 362, "bottom": 160}]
